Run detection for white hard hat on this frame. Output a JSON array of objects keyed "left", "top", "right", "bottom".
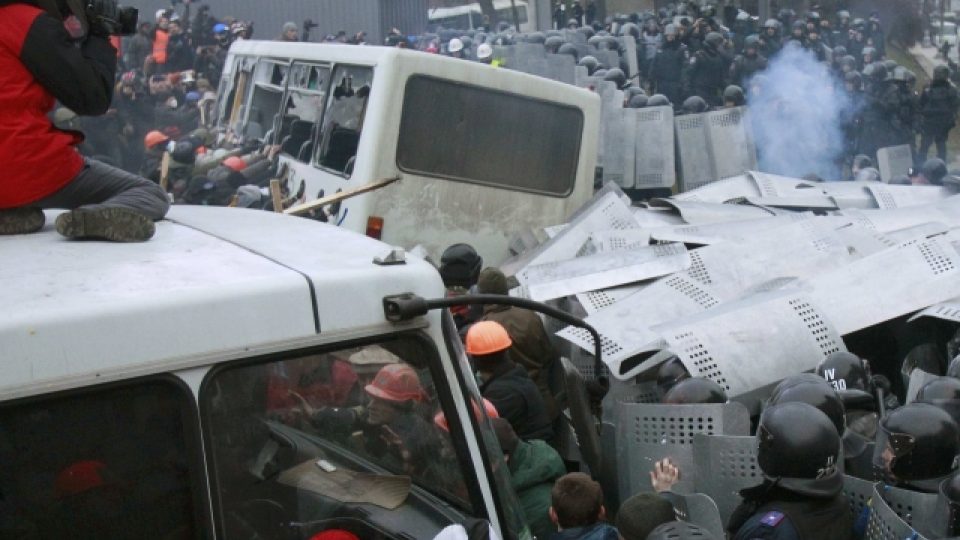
[
  {"left": 476, "top": 42, "right": 493, "bottom": 59},
  {"left": 155, "top": 8, "right": 167, "bottom": 20},
  {"left": 448, "top": 38, "right": 464, "bottom": 53}
]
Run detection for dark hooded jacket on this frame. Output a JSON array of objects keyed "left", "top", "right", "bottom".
[{"left": 509, "top": 439, "right": 566, "bottom": 540}]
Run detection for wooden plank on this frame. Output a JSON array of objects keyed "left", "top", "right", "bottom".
[
  {"left": 270, "top": 178, "right": 284, "bottom": 213},
  {"left": 283, "top": 176, "right": 400, "bottom": 215},
  {"left": 159, "top": 151, "right": 172, "bottom": 192}
]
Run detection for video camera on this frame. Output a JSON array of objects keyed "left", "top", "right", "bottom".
[{"left": 85, "top": 0, "right": 138, "bottom": 36}]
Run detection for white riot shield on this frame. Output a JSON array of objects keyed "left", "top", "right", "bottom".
[
  {"left": 675, "top": 112, "right": 715, "bottom": 191},
  {"left": 599, "top": 85, "right": 629, "bottom": 187},
  {"left": 909, "top": 297, "right": 960, "bottom": 324},
  {"left": 862, "top": 183, "right": 953, "bottom": 209},
  {"left": 705, "top": 107, "right": 757, "bottom": 179},
  {"left": 584, "top": 230, "right": 652, "bottom": 253},
  {"left": 500, "top": 183, "right": 639, "bottom": 276},
  {"left": 837, "top": 195, "right": 960, "bottom": 232},
  {"left": 634, "top": 106, "right": 676, "bottom": 190},
  {"left": 806, "top": 230, "right": 960, "bottom": 335},
  {"left": 672, "top": 174, "right": 759, "bottom": 202},
  {"left": 516, "top": 243, "right": 690, "bottom": 302},
  {"left": 558, "top": 218, "right": 881, "bottom": 379},
  {"left": 575, "top": 284, "right": 646, "bottom": 315},
  {"left": 647, "top": 288, "right": 847, "bottom": 400},
  {"left": 621, "top": 37, "right": 639, "bottom": 79},
  {"left": 632, "top": 206, "right": 687, "bottom": 227},
  {"left": 647, "top": 199, "right": 779, "bottom": 224},
  {"left": 648, "top": 215, "right": 810, "bottom": 245},
  {"left": 876, "top": 144, "right": 914, "bottom": 182},
  {"left": 546, "top": 53, "right": 576, "bottom": 84}
]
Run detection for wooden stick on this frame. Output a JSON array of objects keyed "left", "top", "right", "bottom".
[
  {"left": 159, "top": 151, "right": 171, "bottom": 192},
  {"left": 284, "top": 176, "right": 401, "bottom": 215},
  {"left": 269, "top": 178, "right": 284, "bottom": 213}
]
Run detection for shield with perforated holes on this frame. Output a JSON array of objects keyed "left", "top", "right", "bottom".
[
  {"left": 633, "top": 105, "right": 676, "bottom": 189},
  {"left": 706, "top": 107, "right": 757, "bottom": 180},
  {"left": 876, "top": 144, "right": 914, "bottom": 182},
  {"left": 557, "top": 217, "right": 883, "bottom": 379}
]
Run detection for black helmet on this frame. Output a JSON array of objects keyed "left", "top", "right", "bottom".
[
  {"left": 816, "top": 351, "right": 874, "bottom": 407},
  {"left": 578, "top": 55, "right": 600, "bottom": 75},
  {"left": 621, "top": 22, "right": 640, "bottom": 39},
  {"left": 833, "top": 45, "right": 847, "bottom": 58},
  {"left": 593, "top": 69, "right": 608, "bottom": 78},
  {"left": 577, "top": 25, "right": 595, "bottom": 39},
  {"left": 874, "top": 402, "right": 960, "bottom": 482},
  {"left": 862, "top": 46, "right": 877, "bottom": 59},
  {"left": 933, "top": 472, "right": 960, "bottom": 537},
  {"left": 526, "top": 31, "right": 546, "bottom": 44},
  {"left": 647, "top": 94, "right": 671, "bottom": 107},
  {"left": 663, "top": 377, "right": 727, "bottom": 404},
  {"left": 844, "top": 71, "right": 862, "bottom": 89},
  {"left": 625, "top": 86, "right": 646, "bottom": 99},
  {"left": 768, "top": 374, "right": 846, "bottom": 436},
  {"left": 646, "top": 521, "right": 718, "bottom": 540},
  {"left": 758, "top": 402, "right": 841, "bottom": 480},
  {"left": 656, "top": 356, "right": 690, "bottom": 395},
  {"left": 439, "top": 243, "right": 482, "bottom": 288},
  {"left": 922, "top": 157, "right": 949, "bottom": 185},
  {"left": 744, "top": 34, "right": 760, "bottom": 50},
  {"left": 604, "top": 68, "right": 627, "bottom": 88},
  {"left": 936, "top": 64, "right": 952, "bottom": 82},
  {"left": 917, "top": 376, "right": 960, "bottom": 426},
  {"left": 723, "top": 85, "right": 745, "bottom": 106},
  {"left": 855, "top": 167, "right": 881, "bottom": 182},
  {"left": 883, "top": 59, "right": 898, "bottom": 72},
  {"left": 682, "top": 95, "right": 709, "bottom": 114},
  {"left": 557, "top": 43, "right": 579, "bottom": 61},
  {"left": 948, "top": 355, "right": 960, "bottom": 378},
  {"left": 867, "top": 62, "right": 888, "bottom": 83},
  {"left": 763, "top": 18, "right": 780, "bottom": 30},
  {"left": 544, "top": 35, "right": 564, "bottom": 51},
  {"left": 840, "top": 55, "right": 857, "bottom": 71},
  {"left": 587, "top": 34, "right": 605, "bottom": 47},
  {"left": 626, "top": 94, "right": 648, "bottom": 108},
  {"left": 704, "top": 31, "right": 724, "bottom": 50},
  {"left": 567, "top": 18, "right": 580, "bottom": 28}
]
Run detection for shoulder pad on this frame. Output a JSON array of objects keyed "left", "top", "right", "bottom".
[{"left": 760, "top": 511, "right": 786, "bottom": 527}]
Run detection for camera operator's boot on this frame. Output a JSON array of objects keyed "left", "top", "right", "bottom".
[
  {"left": 55, "top": 208, "right": 155, "bottom": 242},
  {"left": 0, "top": 207, "right": 45, "bottom": 235}
]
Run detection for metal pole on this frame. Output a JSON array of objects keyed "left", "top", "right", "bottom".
[{"left": 511, "top": 0, "right": 521, "bottom": 30}]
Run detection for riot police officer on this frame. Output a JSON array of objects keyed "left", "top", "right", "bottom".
[
  {"left": 649, "top": 24, "right": 687, "bottom": 106},
  {"left": 729, "top": 35, "right": 767, "bottom": 88},
  {"left": 686, "top": 31, "right": 730, "bottom": 107},
  {"left": 919, "top": 65, "right": 960, "bottom": 163},
  {"left": 728, "top": 402, "right": 853, "bottom": 540},
  {"left": 874, "top": 402, "right": 960, "bottom": 492}
]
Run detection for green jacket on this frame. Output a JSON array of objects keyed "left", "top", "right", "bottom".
[{"left": 509, "top": 439, "right": 566, "bottom": 540}]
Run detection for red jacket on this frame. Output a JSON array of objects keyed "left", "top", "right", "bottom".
[{"left": 0, "top": 3, "right": 116, "bottom": 208}]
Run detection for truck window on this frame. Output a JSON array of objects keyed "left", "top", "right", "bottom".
[
  {"left": 277, "top": 63, "right": 330, "bottom": 162},
  {"left": 245, "top": 59, "right": 290, "bottom": 142},
  {"left": 396, "top": 75, "right": 583, "bottom": 197},
  {"left": 0, "top": 379, "right": 204, "bottom": 538},
  {"left": 202, "top": 337, "right": 479, "bottom": 539},
  {"left": 315, "top": 65, "right": 373, "bottom": 176}
]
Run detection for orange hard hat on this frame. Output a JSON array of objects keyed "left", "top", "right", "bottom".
[
  {"left": 465, "top": 321, "right": 512, "bottom": 356},
  {"left": 54, "top": 460, "right": 107, "bottom": 499},
  {"left": 144, "top": 130, "right": 169, "bottom": 149},
  {"left": 433, "top": 398, "right": 499, "bottom": 432},
  {"left": 222, "top": 156, "right": 247, "bottom": 172},
  {"left": 364, "top": 364, "right": 425, "bottom": 403}
]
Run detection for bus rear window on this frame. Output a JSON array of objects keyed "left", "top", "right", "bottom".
[{"left": 396, "top": 75, "right": 583, "bottom": 197}]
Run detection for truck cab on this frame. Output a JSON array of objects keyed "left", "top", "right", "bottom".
[{"left": 0, "top": 207, "right": 531, "bottom": 539}]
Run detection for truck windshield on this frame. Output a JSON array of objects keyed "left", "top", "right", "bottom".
[{"left": 201, "top": 335, "right": 479, "bottom": 539}]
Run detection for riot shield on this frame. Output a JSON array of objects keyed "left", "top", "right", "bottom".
[
  {"left": 546, "top": 53, "right": 576, "bottom": 84},
  {"left": 634, "top": 106, "right": 677, "bottom": 190},
  {"left": 584, "top": 230, "right": 652, "bottom": 253},
  {"left": 647, "top": 199, "right": 779, "bottom": 224},
  {"left": 599, "top": 84, "right": 630, "bottom": 187},
  {"left": 560, "top": 357, "right": 603, "bottom": 477},
  {"left": 806, "top": 230, "right": 960, "bottom": 335},
  {"left": 515, "top": 243, "right": 690, "bottom": 302},
  {"left": 648, "top": 215, "right": 809, "bottom": 245},
  {"left": 705, "top": 107, "right": 757, "bottom": 180},
  {"left": 675, "top": 113, "right": 715, "bottom": 191},
  {"left": 864, "top": 483, "right": 932, "bottom": 540},
  {"left": 615, "top": 401, "right": 750, "bottom": 501},
  {"left": 672, "top": 174, "right": 759, "bottom": 202},
  {"left": 837, "top": 194, "right": 960, "bottom": 232},
  {"left": 632, "top": 206, "right": 687, "bottom": 227},
  {"left": 692, "top": 434, "right": 762, "bottom": 525},
  {"left": 842, "top": 474, "right": 875, "bottom": 518},
  {"left": 575, "top": 284, "right": 646, "bottom": 315},
  {"left": 876, "top": 144, "right": 914, "bottom": 182},
  {"left": 909, "top": 297, "right": 960, "bottom": 324},
  {"left": 620, "top": 37, "right": 639, "bottom": 79}
]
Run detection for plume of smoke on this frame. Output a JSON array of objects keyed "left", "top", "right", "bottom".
[{"left": 748, "top": 43, "right": 854, "bottom": 181}]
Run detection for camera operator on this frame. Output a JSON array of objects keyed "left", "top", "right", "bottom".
[{"left": 0, "top": 0, "right": 168, "bottom": 241}]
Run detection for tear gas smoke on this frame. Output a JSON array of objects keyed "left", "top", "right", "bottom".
[{"left": 748, "top": 43, "right": 855, "bottom": 181}]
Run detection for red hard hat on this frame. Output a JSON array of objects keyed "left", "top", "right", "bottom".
[
  {"left": 144, "top": 130, "right": 169, "bottom": 149},
  {"left": 309, "top": 531, "right": 360, "bottom": 540},
  {"left": 364, "top": 364, "right": 425, "bottom": 403},
  {"left": 465, "top": 321, "right": 512, "bottom": 356},
  {"left": 433, "top": 398, "right": 499, "bottom": 432},
  {"left": 222, "top": 156, "right": 247, "bottom": 172},
  {"left": 54, "top": 460, "right": 107, "bottom": 499}
]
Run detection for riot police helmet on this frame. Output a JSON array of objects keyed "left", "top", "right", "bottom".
[
  {"left": 663, "top": 377, "right": 728, "bottom": 404},
  {"left": 526, "top": 31, "right": 546, "bottom": 44},
  {"left": 917, "top": 376, "right": 960, "bottom": 425},
  {"left": 862, "top": 46, "right": 877, "bottom": 59},
  {"left": 681, "top": 95, "right": 709, "bottom": 114},
  {"left": 883, "top": 59, "right": 899, "bottom": 73},
  {"left": 833, "top": 45, "right": 847, "bottom": 58},
  {"left": 439, "top": 243, "right": 483, "bottom": 289},
  {"left": 768, "top": 374, "right": 846, "bottom": 436},
  {"left": 933, "top": 472, "right": 960, "bottom": 537},
  {"left": 578, "top": 55, "right": 600, "bottom": 74},
  {"left": 663, "top": 23, "right": 678, "bottom": 37},
  {"left": 744, "top": 34, "right": 761, "bottom": 50},
  {"left": 647, "top": 94, "right": 671, "bottom": 107},
  {"left": 855, "top": 167, "right": 882, "bottom": 182},
  {"left": 656, "top": 356, "right": 690, "bottom": 395},
  {"left": 603, "top": 67, "right": 627, "bottom": 88},
  {"left": 922, "top": 157, "right": 948, "bottom": 185},
  {"left": 873, "top": 402, "right": 960, "bottom": 482},
  {"left": 578, "top": 25, "right": 595, "bottom": 39},
  {"left": 758, "top": 402, "right": 842, "bottom": 480},
  {"left": 593, "top": 68, "right": 608, "bottom": 78},
  {"left": 544, "top": 35, "right": 564, "bottom": 51},
  {"left": 621, "top": 22, "right": 641, "bottom": 39},
  {"left": 763, "top": 18, "right": 780, "bottom": 30},
  {"left": 844, "top": 70, "right": 862, "bottom": 89},
  {"left": 948, "top": 355, "right": 960, "bottom": 378},
  {"left": 625, "top": 86, "right": 646, "bottom": 99},
  {"left": 723, "top": 85, "right": 745, "bottom": 106},
  {"left": 557, "top": 43, "right": 579, "bottom": 60},
  {"left": 704, "top": 31, "right": 724, "bottom": 50},
  {"left": 936, "top": 64, "right": 952, "bottom": 82},
  {"left": 626, "top": 94, "right": 648, "bottom": 108},
  {"left": 587, "top": 34, "right": 605, "bottom": 47}
]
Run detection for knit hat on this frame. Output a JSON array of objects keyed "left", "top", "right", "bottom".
[
  {"left": 477, "top": 267, "right": 509, "bottom": 295},
  {"left": 614, "top": 493, "right": 677, "bottom": 540}
]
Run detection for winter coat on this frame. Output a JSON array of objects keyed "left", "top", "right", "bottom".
[{"left": 509, "top": 439, "right": 566, "bottom": 540}]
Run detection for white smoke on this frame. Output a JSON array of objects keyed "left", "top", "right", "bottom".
[{"left": 748, "top": 43, "right": 854, "bottom": 180}]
